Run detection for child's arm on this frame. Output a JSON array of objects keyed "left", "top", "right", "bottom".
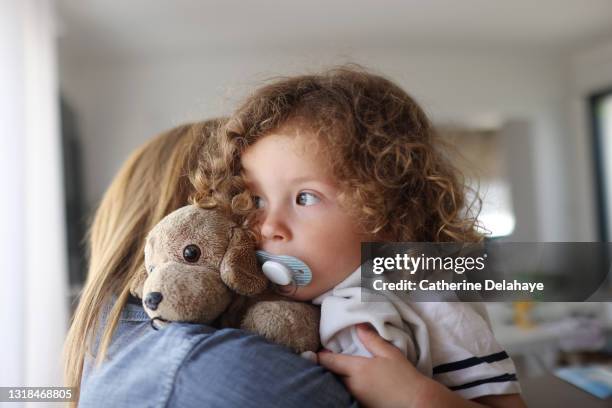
[{"left": 319, "top": 324, "right": 527, "bottom": 408}]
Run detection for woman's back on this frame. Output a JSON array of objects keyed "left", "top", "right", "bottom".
[{"left": 79, "top": 299, "right": 354, "bottom": 408}]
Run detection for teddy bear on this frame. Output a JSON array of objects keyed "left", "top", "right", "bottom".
[{"left": 129, "top": 204, "right": 320, "bottom": 354}]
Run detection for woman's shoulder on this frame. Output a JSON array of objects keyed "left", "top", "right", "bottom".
[
  {"left": 169, "top": 324, "right": 354, "bottom": 407},
  {"left": 81, "top": 302, "right": 355, "bottom": 408}
]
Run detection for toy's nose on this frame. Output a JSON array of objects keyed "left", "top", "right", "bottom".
[{"left": 144, "top": 292, "right": 163, "bottom": 310}]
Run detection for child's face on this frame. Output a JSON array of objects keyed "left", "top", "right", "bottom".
[{"left": 241, "top": 130, "right": 367, "bottom": 301}]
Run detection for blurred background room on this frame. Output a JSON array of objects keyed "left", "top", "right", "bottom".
[{"left": 2, "top": 1, "right": 612, "bottom": 405}]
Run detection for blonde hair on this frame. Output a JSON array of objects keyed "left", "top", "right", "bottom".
[{"left": 62, "top": 119, "right": 223, "bottom": 405}]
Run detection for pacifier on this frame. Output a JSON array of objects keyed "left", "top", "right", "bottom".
[{"left": 255, "top": 250, "right": 312, "bottom": 295}]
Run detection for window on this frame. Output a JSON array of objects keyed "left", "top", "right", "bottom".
[
  {"left": 590, "top": 90, "right": 612, "bottom": 242},
  {"left": 439, "top": 127, "right": 516, "bottom": 238}
]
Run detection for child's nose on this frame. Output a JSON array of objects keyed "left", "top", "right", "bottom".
[{"left": 260, "top": 212, "right": 291, "bottom": 242}]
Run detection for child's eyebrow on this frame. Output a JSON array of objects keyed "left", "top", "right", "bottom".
[
  {"left": 290, "top": 176, "right": 318, "bottom": 183},
  {"left": 289, "top": 176, "right": 337, "bottom": 189}
]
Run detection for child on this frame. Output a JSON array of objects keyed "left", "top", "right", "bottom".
[{"left": 196, "top": 66, "right": 524, "bottom": 406}]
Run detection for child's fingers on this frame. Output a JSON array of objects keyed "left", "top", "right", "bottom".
[
  {"left": 318, "top": 351, "right": 365, "bottom": 376},
  {"left": 356, "top": 323, "right": 404, "bottom": 359}
]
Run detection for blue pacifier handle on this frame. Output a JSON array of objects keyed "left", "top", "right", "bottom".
[{"left": 255, "top": 250, "right": 312, "bottom": 287}]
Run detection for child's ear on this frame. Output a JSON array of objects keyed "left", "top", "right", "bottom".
[
  {"left": 129, "top": 265, "right": 148, "bottom": 299},
  {"left": 220, "top": 227, "right": 268, "bottom": 296}
]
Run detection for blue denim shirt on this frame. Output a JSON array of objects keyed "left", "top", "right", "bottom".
[{"left": 79, "top": 297, "right": 356, "bottom": 408}]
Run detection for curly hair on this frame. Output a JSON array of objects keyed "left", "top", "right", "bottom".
[{"left": 193, "top": 66, "right": 482, "bottom": 243}]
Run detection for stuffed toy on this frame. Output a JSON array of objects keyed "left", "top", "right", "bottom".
[{"left": 129, "top": 205, "right": 320, "bottom": 354}]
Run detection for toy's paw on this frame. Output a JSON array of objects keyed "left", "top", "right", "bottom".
[
  {"left": 240, "top": 300, "right": 320, "bottom": 354},
  {"left": 300, "top": 351, "right": 318, "bottom": 364}
]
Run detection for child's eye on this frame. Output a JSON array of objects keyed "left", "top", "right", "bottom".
[
  {"left": 296, "top": 192, "right": 320, "bottom": 206},
  {"left": 253, "top": 195, "right": 265, "bottom": 209}
]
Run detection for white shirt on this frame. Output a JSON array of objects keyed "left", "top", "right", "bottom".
[{"left": 312, "top": 266, "right": 522, "bottom": 400}]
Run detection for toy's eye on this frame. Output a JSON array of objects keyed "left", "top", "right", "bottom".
[
  {"left": 148, "top": 265, "right": 155, "bottom": 274},
  {"left": 183, "top": 244, "right": 201, "bottom": 263}
]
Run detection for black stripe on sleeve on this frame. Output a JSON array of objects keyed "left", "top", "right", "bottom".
[
  {"left": 448, "top": 373, "right": 518, "bottom": 391},
  {"left": 433, "top": 351, "right": 510, "bottom": 375}
]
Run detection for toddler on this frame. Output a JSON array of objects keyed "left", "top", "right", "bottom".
[{"left": 197, "top": 67, "right": 522, "bottom": 402}]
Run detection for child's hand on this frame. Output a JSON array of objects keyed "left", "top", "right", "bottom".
[
  {"left": 318, "top": 324, "right": 527, "bottom": 408},
  {"left": 318, "top": 323, "right": 428, "bottom": 408}
]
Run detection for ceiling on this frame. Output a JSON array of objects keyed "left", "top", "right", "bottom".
[{"left": 58, "top": 0, "right": 612, "bottom": 59}]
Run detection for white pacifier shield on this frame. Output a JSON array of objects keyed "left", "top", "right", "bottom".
[
  {"left": 255, "top": 250, "right": 312, "bottom": 286},
  {"left": 261, "top": 261, "right": 293, "bottom": 286}
]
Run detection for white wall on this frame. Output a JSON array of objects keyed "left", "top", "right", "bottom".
[{"left": 59, "top": 46, "right": 583, "bottom": 240}]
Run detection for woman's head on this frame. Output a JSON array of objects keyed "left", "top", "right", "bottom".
[{"left": 63, "top": 119, "right": 224, "bottom": 397}]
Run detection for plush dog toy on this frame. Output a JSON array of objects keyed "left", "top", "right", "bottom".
[{"left": 130, "top": 205, "right": 320, "bottom": 354}]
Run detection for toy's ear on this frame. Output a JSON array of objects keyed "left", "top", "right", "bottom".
[
  {"left": 220, "top": 227, "right": 268, "bottom": 296},
  {"left": 129, "top": 266, "right": 148, "bottom": 299}
]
